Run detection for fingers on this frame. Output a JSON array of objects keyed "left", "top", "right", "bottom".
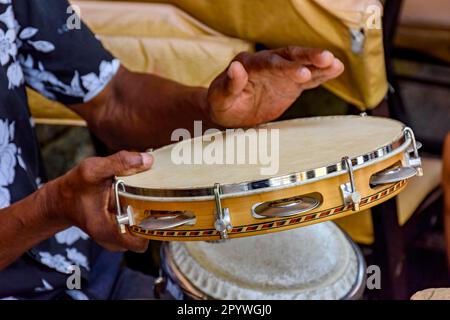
[
  {"left": 96, "top": 240, "right": 128, "bottom": 253},
  {"left": 80, "top": 151, "right": 153, "bottom": 183},
  {"left": 232, "top": 49, "right": 341, "bottom": 88},
  {"left": 95, "top": 213, "right": 150, "bottom": 253},
  {"left": 264, "top": 54, "right": 313, "bottom": 84},
  {"left": 220, "top": 48, "right": 341, "bottom": 99},
  {"left": 251, "top": 50, "right": 341, "bottom": 88},
  {"left": 273, "top": 47, "right": 345, "bottom": 89},
  {"left": 233, "top": 52, "right": 313, "bottom": 85},
  {"left": 98, "top": 236, "right": 149, "bottom": 253},
  {"left": 226, "top": 61, "right": 248, "bottom": 95},
  {"left": 208, "top": 60, "right": 249, "bottom": 111},
  {"left": 109, "top": 150, "right": 153, "bottom": 177},
  {"left": 275, "top": 47, "right": 335, "bottom": 68},
  {"left": 115, "top": 234, "right": 149, "bottom": 253},
  {"left": 301, "top": 58, "right": 345, "bottom": 90}
]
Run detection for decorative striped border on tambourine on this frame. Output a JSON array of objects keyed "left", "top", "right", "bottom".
[{"left": 129, "top": 180, "right": 406, "bottom": 239}]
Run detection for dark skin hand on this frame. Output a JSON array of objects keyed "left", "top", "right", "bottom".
[
  {"left": 0, "top": 151, "right": 152, "bottom": 268},
  {"left": 208, "top": 48, "right": 343, "bottom": 128},
  {"left": 0, "top": 47, "right": 344, "bottom": 269}
]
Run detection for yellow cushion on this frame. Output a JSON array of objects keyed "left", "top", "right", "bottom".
[
  {"left": 29, "top": 1, "right": 253, "bottom": 125},
  {"left": 99, "top": 36, "right": 252, "bottom": 86},
  {"left": 118, "top": 0, "right": 388, "bottom": 110},
  {"left": 74, "top": 0, "right": 222, "bottom": 38},
  {"left": 27, "top": 90, "right": 85, "bottom": 126},
  {"left": 336, "top": 156, "right": 443, "bottom": 245}
]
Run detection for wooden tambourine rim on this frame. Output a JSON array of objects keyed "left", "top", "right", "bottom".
[
  {"left": 121, "top": 148, "right": 411, "bottom": 240},
  {"left": 127, "top": 179, "right": 407, "bottom": 240}
]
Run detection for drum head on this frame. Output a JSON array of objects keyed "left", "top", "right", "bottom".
[
  {"left": 168, "top": 222, "right": 363, "bottom": 300},
  {"left": 120, "top": 116, "right": 404, "bottom": 193}
]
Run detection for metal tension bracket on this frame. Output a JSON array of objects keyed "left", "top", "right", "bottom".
[
  {"left": 213, "top": 183, "right": 232, "bottom": 239},
  {"left": 403, "top": 127, "right": 423, "bottom": 177},
  {"left": 114, "top": 179, "right": 135, "bottom": 234},
  {"left": 340, "top": 157, "right": 362, "bottom": 212}
]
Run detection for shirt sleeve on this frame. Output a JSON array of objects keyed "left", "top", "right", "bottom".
[{"left": 13, "top": 0, "right": 120, "bottom": 104}]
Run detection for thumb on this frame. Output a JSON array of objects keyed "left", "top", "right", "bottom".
[
  {"left": 106, "top": 150, "right": 153, "bottom": 177},
  {"left": 226, "top": 61, "right": 248, "bottom": 95}
]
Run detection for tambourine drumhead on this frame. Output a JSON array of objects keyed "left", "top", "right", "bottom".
[
  {"left": 165, "top": 222, "right": 365, "bottom": 300},
  {"left": 120, "top": 116, "right": 404, "bottom": 191}
]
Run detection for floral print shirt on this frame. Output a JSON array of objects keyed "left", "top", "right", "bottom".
[{"left": 0, "top": 0, "right": 121, "bottom": 299}]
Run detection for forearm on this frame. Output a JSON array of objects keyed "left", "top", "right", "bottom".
[
  {"left": 0, "top": 180, "right": 69, "bottom": 270},
  {"left": 71, "top": 66, "right": 220, "bottom": 151}
]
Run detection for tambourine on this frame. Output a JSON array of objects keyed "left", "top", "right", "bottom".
[{"left": 114, "top": 115, "right": 422, "bottom": 241}]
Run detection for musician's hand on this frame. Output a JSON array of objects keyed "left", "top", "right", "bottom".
[
  {"left": 49, "top": 151, "right": 153, "bottom": 252},
  {"left": 207, "top": 47, "right": 344, "bottom": 128}
]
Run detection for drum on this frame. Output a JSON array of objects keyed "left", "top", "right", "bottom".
[
  {"left": 114, "top": 115, "right": 422, "bottom": 241},
  {"left": 156, "top": 221, "right": 366, "bottom": 300}
]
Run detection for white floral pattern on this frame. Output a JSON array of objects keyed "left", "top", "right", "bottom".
[
  {"left": 0, "top": 4, "right": 22, "bottom": 89},
  {"left": 66, "top": 248, "right": 90, "bottom": 271},
  {"left": 17, "top": 147, "right": 25, "bottom": 170},
  {"left": 55, "top": 227, "right": 89, "bottom": 246},
  {"left": 82, "top": 59, "right": 120, "bottom": 102},
  {"left": 18, "top": 27, "right": 37, "bottom": 40},
  {"left": 14, "top": 18, "right": 119, "bottom": 102},
  {"left": 35, "top": 177, "right": 43, "bottom": 189},
  {"left": 38, "top": 252, "right": 73, "bottom": 274},
  {"left": 0, "top": 28, "right": 17, "bottom": 65},
  {"left": 0, "top": 1, "right": 123, "bottom": 298},
  {"left": 34, "top": 279, "right": 54, "bottom": 292},
  {"left": 66, "top": 290, "right": 89, "bottom": 300},
  {"left": 20, "top": 53, "right": 119, "bottom": 102},
  {"left": 0, "top": 5, "right": 18, "bottom": 32},
  {"left": 27, "top": 40, "right": 55, "bottom": 53},
  {"left": 39, "top": 248, "right": 90, "bottom": 274},
  {"left": 20, "top": 54, "right": 84, "bottom": 100},
  {"left": 0, "top": 119, "right": 17, "bottom": 209},
  {"left": 6, "top": 60, "right": 23, "bottom": 88},
  {"left": 0, "top": 120, "right": 16, "bottom": 185},
  {"left": 0, "top": 186, "right": 10, "bottom": 209},
  {"left": 0, "top": 1, "right": 119, "bottom": 98}
]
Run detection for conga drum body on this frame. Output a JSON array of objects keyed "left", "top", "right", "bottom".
[
  {"left": 157, "top": 222, "right": 366, "bottom": 300},
  {"left": 115, "top": 116, "right": 422, "bottom": 241}
]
